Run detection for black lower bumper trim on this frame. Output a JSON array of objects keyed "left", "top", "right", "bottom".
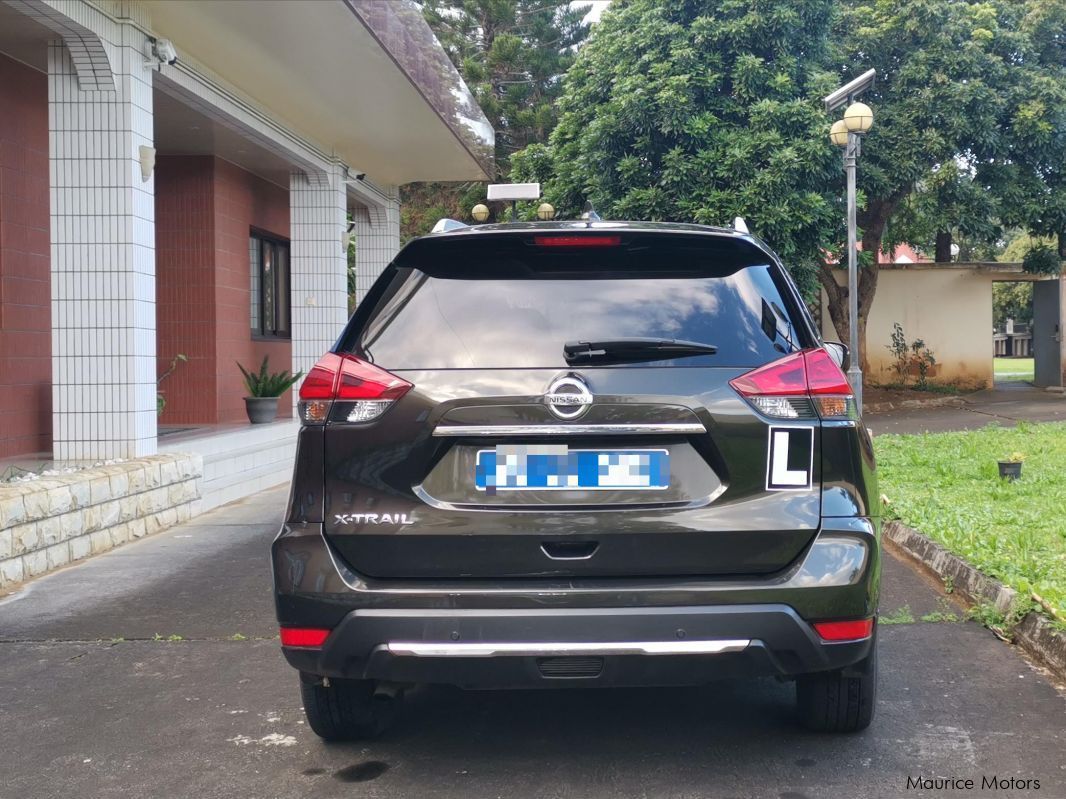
[{"left": 281, "top": 604, "right": 873, "bottom": 688}]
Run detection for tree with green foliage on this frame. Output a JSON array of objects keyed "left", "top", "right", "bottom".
[
  {"left": 513, "top": 0, "right": 842, "bottom": 300},
  {"left": 999, "top": 231, "right": 1057, "bottom": 263},
  {"left": 886, "top": 160, "right": 1002, "bottom": 263},
  {"left": 829, "top": 0, "right": 1066, "bottom": 360},
  {"left": 516, "top": 0, "right": 1066, "bottom": 369},
  {"left": 992, "top": 282, "right": 1033, "bottom": 328},
  {"left": 399, "top": 1, "right": 591, "bottom": 241},
  {"left": 985, "top": 0, "right": 1066, "bottom": 260}
]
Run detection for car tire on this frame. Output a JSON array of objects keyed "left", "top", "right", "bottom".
[
  {"left": 796, "top": 639, "right": 877, "bottom": 733},
  {"left": 300, "top": 676, "right": 396, "bottom": 741}
]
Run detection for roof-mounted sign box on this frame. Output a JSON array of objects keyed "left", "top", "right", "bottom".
[{"left": 487, "top": 183, "right": 541, "bottom": 201}]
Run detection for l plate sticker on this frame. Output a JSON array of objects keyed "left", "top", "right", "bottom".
[{"left": 766, "top": 426, "right": 814, "bottom": 491}]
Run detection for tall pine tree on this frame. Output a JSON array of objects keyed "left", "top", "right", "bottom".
[
  {"left": 400, "top": 1, "right": 591, "bottom": 239},
  {"left": 423, "top": 0, "right": 591, "bottom": 172}
]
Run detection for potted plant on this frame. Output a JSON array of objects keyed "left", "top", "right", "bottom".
[
  {"left": 997, "top": 452, "right": 1024, "bottom": 481},
  {"left": 237, "top": 356, "right": 303, "bottom": 424},
  {"left": 157, "top": 353, "right": 188, "bottom": 417}
]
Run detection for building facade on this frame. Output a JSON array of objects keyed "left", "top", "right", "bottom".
[{"left": 0, "top": 0, "right": 491, "bottom": 503}]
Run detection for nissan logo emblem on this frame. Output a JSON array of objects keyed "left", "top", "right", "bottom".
[{"left": 545, "top": 375, "right": 593, "bottom": 420}]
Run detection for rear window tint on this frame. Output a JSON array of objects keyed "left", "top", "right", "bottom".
[{"left": 354, "top": 264, "right": 807, "bottom": 369}]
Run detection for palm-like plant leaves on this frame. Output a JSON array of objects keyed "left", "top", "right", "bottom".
[{"left": 237, "top": 356, "right": 303, "bottom": 398}]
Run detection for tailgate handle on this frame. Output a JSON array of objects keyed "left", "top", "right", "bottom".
[{"left": 541, "top": 541, "right": 599, "bottom": 560}]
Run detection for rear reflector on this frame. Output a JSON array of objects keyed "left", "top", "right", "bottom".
[
  {"left": 533, "top": 235, "right": 621, "bottom": 248},
  {"left": 279, "top": 627, "right": 331, "bottom": 648},
  {"left": 812, "top": 618, "right": 874, "bottom": 642},
  {"left": 297, "top": 353, "right": 411, "bottom": 425}
]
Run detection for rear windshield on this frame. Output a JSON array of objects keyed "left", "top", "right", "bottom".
[{"left": 352, "top": 263, "right": 809, "bottom": 369}]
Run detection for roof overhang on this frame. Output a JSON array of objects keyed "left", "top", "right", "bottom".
[{"left": 144, "top": 0, "right": 493, "bottom": 185}]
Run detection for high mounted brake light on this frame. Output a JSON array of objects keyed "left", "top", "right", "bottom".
[
  {"left": 729, "top": 348, "right": 856, "bottom": 420},
  {"left": 533, "top": 235, "right": 621, "bottom": 248},
  {"left": 298, "top": 353, "right": 412, "bottom": 425}
]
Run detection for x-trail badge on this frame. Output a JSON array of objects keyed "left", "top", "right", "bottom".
[{"left": 544, "top": 374, "right": 593, "bottom": 419}]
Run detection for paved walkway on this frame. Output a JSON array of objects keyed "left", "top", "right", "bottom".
[
  {"left": 1, "top": 487, "right": 1064, "bottom": 799},
  {"left": 866, "top": 385, "right": 1066, "bottom": 435}
]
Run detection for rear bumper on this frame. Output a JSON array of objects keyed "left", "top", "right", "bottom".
[
  {"left": 273, "top": 516, "right": 880, "bottom": 687},
  {"left": 280, "top": 604, "right": 875, "bottom": 687}
]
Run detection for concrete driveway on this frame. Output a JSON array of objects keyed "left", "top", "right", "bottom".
[
  {"left": 1, "top": 485, "right": 1064, "bottom": 799},
  {"left": 866, "top": 385, "right": 1066, "bottom": 435}
]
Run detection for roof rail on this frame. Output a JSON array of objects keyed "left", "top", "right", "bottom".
[{"left": 430, "top": 218, "right": 469, "bottom": 233}]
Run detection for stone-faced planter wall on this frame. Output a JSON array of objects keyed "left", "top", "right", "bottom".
[{"left": 0, "top": 454, "right": 202, "bottom": 590}]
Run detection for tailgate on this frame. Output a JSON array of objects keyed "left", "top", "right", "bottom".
[{"left": 323, "top": 367, "right": 821, "bottom": 579}]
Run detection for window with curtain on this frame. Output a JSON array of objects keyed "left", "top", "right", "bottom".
[{"left": 250, "top": 232, "right": 291, "bottom": 338}]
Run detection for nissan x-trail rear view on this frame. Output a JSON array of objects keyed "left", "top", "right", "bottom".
[{"left": 272, "top": 221, "right": 880, "bottom": 739}]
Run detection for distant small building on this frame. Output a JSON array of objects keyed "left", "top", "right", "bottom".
[
  {"left": 877, "top": 244, "right": 929, "bottom": 265},
  {"left": 821, "top": 263, "right": 1063, "bottom": 390}
]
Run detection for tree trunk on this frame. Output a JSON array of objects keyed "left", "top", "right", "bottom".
[
  {"left": 814, "top": 194, "right": 904, "bottom": 384},
  {"left": 935, "top": 230, "right": 953, "bottom": 263},
  {"left": 816, "top": 271, "right": 873, "bottom": 381},
  {"left": 1058, "top": 230, "right": 1065, "bottom": 260},
  {"left": 856, "top": 234, "right": 880, "bottom": 373},
  {"left": 815, "top": 260, "right": 848, "bottom": 343}
]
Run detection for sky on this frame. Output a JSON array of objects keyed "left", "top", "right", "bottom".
[{"left": 577, "top": 1, "right": 611, "bottom": 24}]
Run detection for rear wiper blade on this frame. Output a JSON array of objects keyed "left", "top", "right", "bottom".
[{"left": 564, "top": 337, "right": 718, "bottom": 364}]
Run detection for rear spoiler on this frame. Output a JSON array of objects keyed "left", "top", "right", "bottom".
[{"left": 395, "top": 229, "right": 778, "bottom": 279}]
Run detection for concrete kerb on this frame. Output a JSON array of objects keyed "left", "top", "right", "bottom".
[
  {"left": 863, "top": 395, "right": 969, "bottom": 414},
  {"left": 884, "top": 520, "right": 1066, "bottom": 681}
]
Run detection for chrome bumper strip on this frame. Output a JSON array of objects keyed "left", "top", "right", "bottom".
[
  {"left": 384, "top": 639, "right": 751, "bottom": 657},
  {"left": 432, "top": 423, "right": 706, "bottom": 437}
]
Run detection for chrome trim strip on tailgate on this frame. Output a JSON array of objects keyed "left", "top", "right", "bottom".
[
  {"left": 385, "top": 639, "right": 750, "bottom": 657},
  {"left": 432, "top": 423, "right": 706, "bottom": 437}
]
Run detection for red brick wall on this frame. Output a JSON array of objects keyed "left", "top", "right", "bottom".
[
  {"left": 155, "top": 156, "right": 291, "bottom": 426},
  {"left": 213, "top": 160, "right": 291, "bottom": 424},
  {"left": 155, "top": 156, "right": 217, "bottom": 425},
  {"left": 0, "top": 55, "right": 50, "bottom": 458}
]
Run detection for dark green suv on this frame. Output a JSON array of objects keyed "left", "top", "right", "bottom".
[{"left": 273, "top": 222, "right": 880, "bottom": 739}]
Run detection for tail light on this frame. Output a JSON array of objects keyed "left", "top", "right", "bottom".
[
  {"left": 298, "top": 353, "right": 412, "bottom": 425},
  {"left": 279, "top": 626, "right": 331, "bottom": 648},
  {"left": 812, "top": 618, "right": 875, "bottom": 642},
  {"left": 729, "top": 347, "right": 856, "bottom": 420}
]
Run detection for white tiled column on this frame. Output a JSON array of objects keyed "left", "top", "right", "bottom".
[
  {"left": 49, "top": 30, "right": 157, "bottom": 461},
  {"left": 352, "top": 185, "right": 401, "bottom": 307},
  {"left": 290, "top": 167, "right": 349, "bottom": 401}
]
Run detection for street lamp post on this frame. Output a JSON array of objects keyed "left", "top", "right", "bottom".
[
  {"left": 844, "top": 128, "right": 862, "bottom": 408},
  {"left": 824, "top": 71, "right": 876, "bottom": 412}
]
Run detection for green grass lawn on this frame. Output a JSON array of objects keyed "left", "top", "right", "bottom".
[
  {"left": 876, "top": 422, "right": 1066, "bottom": 625},
  {"left": 993, "top": 357, "right": 1034, "bottom": 382}
]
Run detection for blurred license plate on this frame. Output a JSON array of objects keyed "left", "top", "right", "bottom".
[{"left": 475, "top": 446, "right": 669, "bottom": 491}]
